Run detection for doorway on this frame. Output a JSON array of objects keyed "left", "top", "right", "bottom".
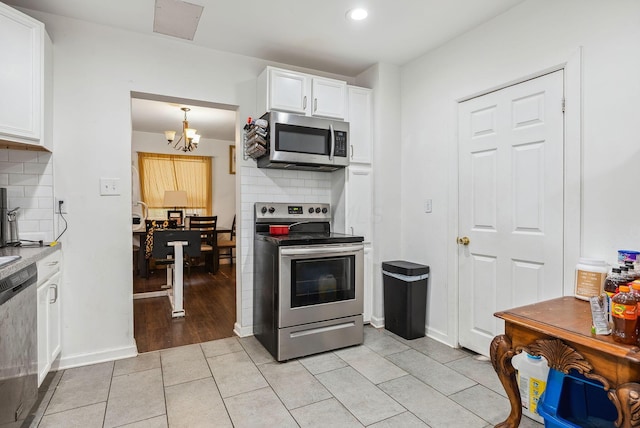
[
  {"left": 457, "top": 71, "right": 565, "bottom": 356},
  {"left": 130, "top": 92, "right": 238, "bottom": 353}
]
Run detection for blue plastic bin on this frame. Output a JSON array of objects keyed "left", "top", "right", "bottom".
[{"left": 537, "top": 369, "right": 617, "bottom": 428}]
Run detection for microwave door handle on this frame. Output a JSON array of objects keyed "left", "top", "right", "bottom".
[{"left": 329, "top": 124, "right": 335, "bottom": 161}]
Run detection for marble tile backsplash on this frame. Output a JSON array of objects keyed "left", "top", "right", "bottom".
[{"left": 0, "top": 149, "right": 54, "bottom": 242}]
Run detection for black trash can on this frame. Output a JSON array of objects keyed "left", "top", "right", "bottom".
[{"left": 382, "top": 260, "right": 430, "bottom": 340}]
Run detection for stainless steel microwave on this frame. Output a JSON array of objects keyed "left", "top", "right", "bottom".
[{"left": 256, "top": 111, "right": 349, "bottom": 172}]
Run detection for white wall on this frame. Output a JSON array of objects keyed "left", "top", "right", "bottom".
[
  {"left": 22, "top": 9, "right": 353, "bottom": 367},
  {"left": 400, "top": 0, "right": 640, "bottom": 345},
  {"left": 131, "top": 130, "right": 236, "bottom": 229}
]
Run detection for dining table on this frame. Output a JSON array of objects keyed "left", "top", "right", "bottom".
[{"left": 133, "top": 226, "right": 231, "bottom": 277}]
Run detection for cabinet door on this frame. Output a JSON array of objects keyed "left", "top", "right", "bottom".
[
  {"left": 312, "top": 78, "right": 346, "bottom": 119},
  {"left": 346, "top": 165, "right": 372, "bottom": 242},
  {"left": 37, "top": 281, "right": 50, "bottom": 386},
  {"left": 0, "top": 3, "right": 42, "bottom": 143},
  {"left": 347, "top": 87, "right": 372, "bottom": 164},
  {"left": 48, "top": 272, "right": 62, "bottom": 363},
  {"left": 269, "top": 69, "right": 308, "bottom": 114},
  {"left": 363, "top": 245, "right": 372, "bottom": 323}
]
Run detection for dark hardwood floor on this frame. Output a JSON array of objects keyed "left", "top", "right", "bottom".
[{"left": 133, "top": 264, "right": 236, "bottom": 353}]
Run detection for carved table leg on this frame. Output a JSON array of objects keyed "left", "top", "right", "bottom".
[
  {"left": 490, "top": 334, "right": 521, "bottom": 428},
  {"left": 610, "top": 383, "right": 640, "bottom": 428}
]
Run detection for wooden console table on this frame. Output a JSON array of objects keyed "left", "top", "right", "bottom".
[{"left": 491, "top": 296, "right": 640, "bottom": 428}]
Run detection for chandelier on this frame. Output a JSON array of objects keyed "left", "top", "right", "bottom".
[{"left": 164, "top": 107, "right": 200, "bottom": 152}]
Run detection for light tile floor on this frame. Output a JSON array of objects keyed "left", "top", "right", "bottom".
[{"left": 31, "top": 326, "right": 544, "bottom": 427}]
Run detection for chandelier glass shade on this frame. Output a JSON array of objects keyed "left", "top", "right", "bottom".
[{"left": 165, "top": 107, "right": 200, "bottom": 152}]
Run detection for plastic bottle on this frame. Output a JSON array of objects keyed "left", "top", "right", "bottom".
[
  {"left": 625, "top": 261, "right": 640, "bottom": 280},
  {"left": 604, "top": 268, "right": 625, "bottom": 296},
  {"left": 511, "top": 352, "right": 549, "bottom": 423},
  {"left": 631, "top": 282, "right": 640, "bottom": 344},
  {"left": 574, "top": 258, "right": 609, "bottom": 300},
  {"left": 620, "top": 266, "right": 635, "bottom": 282},
  {"left": 611, "top": 285, "right": 638, "bottom": 345}
]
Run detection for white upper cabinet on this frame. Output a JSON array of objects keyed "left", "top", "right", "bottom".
[
  {"left": 311, "top": 77, "right": 346, "bottom": 119},
  {"left": 267, "top": 68, "right": 308, "bottom": 114},
  {"left": 0, "top": 3, "right": 51, "bottom": 151},
  {"left": 258, "top": 66, "right": 346, "bottom": 120},
  {"left": 346, "top": 86, "right": 372, "bottom": 164}
]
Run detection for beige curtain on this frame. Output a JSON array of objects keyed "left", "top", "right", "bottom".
[{"left": 138, "top": 152, "right": 212, "bottom": 214}]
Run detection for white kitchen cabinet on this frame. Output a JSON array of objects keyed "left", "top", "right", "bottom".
[
  {"left": 346, "top": 165, "right": 372, "bottom": 242},
  {"left": 36, "top": 250, "right": 62, "bottom": 386},
  {"left": 311, "top": 77, "right": 346, "bottom": 119},
  {"left": 346, "top": 86, "right": 372, "bottom": 164},
  {"left": 363, "top": 245, "right": 372, "bottom": 323},
  {"left": 0, "top": 3, "right": 52, "bottom": 151},
  {"left": 257, "top": 66, "right": 346, "bottom": 119}
]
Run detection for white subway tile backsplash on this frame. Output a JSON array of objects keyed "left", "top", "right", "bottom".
[
  {"left": 8, "top": 150, "right": 39, "bottom": 163},
  {"left": 0, "top": 162, "right": 24, "bottom": 174},
  {"left": 9, "top": 174, "right": 38, "bottom": 186},
  {"left": 0, "top": 149, "right": 54, "bottom": 241},
  {"left": 19, "top": 220, "right": 40, "bottom": 232},
  {"left": 23, "top": 208, "right": 52, "bottom": 220},
  {"left": 24, "top": 186, "right": 53, "bottom": 198},
  {"left": 23, "top": 162, "right": 49, "bottom": 175}
]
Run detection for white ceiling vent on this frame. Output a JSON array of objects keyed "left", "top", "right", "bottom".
[{"left": 153, "top": 0, "right": 203, "bottom": 41}]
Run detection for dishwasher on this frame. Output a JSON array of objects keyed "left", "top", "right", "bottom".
[{"left": 0, "top": 263, "right": 38, "bottom": 426}]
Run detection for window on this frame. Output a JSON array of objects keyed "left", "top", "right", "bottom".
[{"left": 138, "top": 152, "right": 212, "bottom": 218}]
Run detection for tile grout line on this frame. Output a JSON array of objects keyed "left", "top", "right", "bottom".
[{"left": 198, "top": 342, "right": 236, "bottom": 426}]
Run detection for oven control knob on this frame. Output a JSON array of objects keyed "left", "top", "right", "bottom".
[
  {"left": 268, "top": 207, "right": 275, "bottom": 214},
  {"left": 308, "top": 207, "right": 314, "bottom": 214},
  {"left": 261, "top": 206, "right": 267, "bottom": 214},
  {"left": 315, "top": 207, "right": 321, "bottom": 213},
  {"left": 322, "top": 207, "right": 328, "bottom": 214}
]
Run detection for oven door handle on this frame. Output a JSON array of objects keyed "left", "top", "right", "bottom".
[{"left": 280, "top": 245, "right": 363, "bottom": 256}]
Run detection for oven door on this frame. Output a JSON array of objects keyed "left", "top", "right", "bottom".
[{"left": 279, "top": 243, "right": 363, "bottom": 328}]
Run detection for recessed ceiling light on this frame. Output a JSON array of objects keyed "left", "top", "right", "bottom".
[{"left": 346, "top": 8, "right": 368, "bottom": 21}]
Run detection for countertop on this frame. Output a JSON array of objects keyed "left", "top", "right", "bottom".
[{"left": 0, "top": 244, "right": 61, "bottom": 279}]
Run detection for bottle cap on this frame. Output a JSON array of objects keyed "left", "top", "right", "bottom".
[
  {"left": 619, "top": 285, "right": 630, "bottom": 292},
  {"left": 613, "top": 268, "right": 622, "bottom": 273},
  {"left": 632, "top": 282, "right": 640, "bottom": 290}
]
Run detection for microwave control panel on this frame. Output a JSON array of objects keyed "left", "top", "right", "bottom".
[{"left": 334, "top": 131, "right": 348, "bottom": 157}]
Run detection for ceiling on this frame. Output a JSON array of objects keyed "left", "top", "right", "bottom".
[
  {"left": 6, "top": 0, "right": 526, "bottom": 77},
  {"left": 131, "top": 97, "right": 236, "bottom": 142},
  {"left": 5, "top": 0, "right": 527, "bottom": 144}
]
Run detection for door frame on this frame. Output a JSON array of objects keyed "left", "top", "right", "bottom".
[{"left": 448, "top": 49, "right": 583, "bottom": 347}]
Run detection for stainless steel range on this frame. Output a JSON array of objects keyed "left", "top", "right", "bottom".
[{"left": 253, "top": 202, "right": 364, "bottom": 361}]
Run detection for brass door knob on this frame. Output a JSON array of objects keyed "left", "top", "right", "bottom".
[{"left": 457, "top": 236, "right": 470, "bottom": 246}]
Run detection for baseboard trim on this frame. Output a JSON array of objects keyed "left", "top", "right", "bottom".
[
  {"left": 370, "top": 315, "right": 384, "bottom": 329},
  {"left": 54, "top": 342, "right": 138, "bottom": 371},
  {"left": 233, "top": 322, "right": 253, "bottom": 337}
]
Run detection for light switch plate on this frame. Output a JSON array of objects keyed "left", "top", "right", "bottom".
[
  {"left": 100, "top": 178, "right": 121, "bottom": 196},
  {"left": 424, "top": 199, "right": 432, "bottom": 213}
]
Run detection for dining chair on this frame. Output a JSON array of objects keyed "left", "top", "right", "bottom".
[
  {"left": 186, "top": 215, "right": 218, "bottom": 273},
  {"left": 143, "top": 219, "right": 178, "bottom": 278},
  {"left": 216, "top": 215, "right": 236, "bottom": 267}
]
